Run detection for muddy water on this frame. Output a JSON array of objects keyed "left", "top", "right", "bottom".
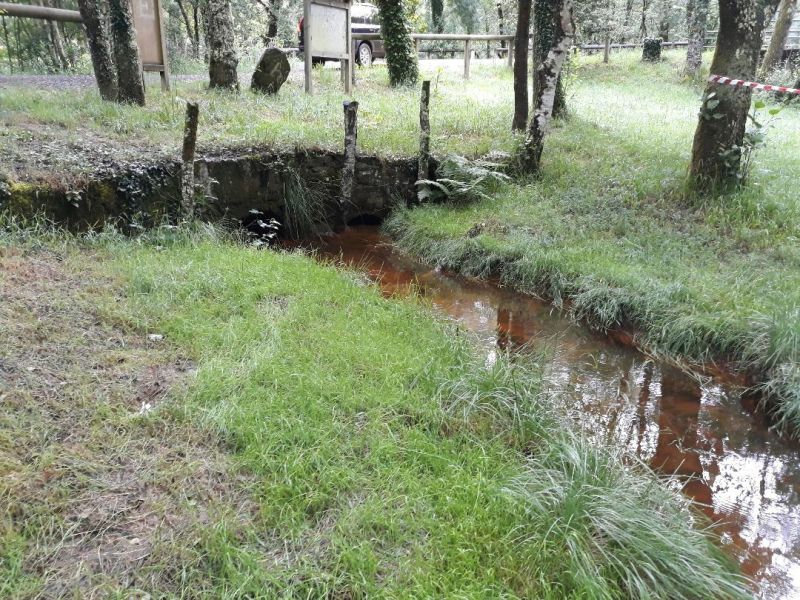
[{"left": 299, "top": 226, "right": 800, "bottom": 600}]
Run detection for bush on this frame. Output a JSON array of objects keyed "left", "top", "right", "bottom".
[{"left": 642, "top": 38, "right": 662, "bottom": 62}]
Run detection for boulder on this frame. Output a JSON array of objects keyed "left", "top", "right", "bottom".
[{"left": 250, "top": 48, "right": 291, "bottom": 94}]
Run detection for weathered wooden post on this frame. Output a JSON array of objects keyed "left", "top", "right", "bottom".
[
  {"left": 464, "top": 38, "right": 472, "bottom": 79},
  {"left": 603, "top": 33, "right": 610, "bottom": 63},
  {"left": 341, "top": 101, "right": 358, "bottom": 217},
  {"left": 419, "top": 80, "right": 431, "bottom": 181},
  {"left": 181, "top": 101, "right": 199, "bottom": 220},
  {"left": 507, "top": 40, "right": 513, "bottom": 68}
]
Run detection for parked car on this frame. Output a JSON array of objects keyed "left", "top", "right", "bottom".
[{"left": 298, "top": 2, "right": 385, "bottom": 66}]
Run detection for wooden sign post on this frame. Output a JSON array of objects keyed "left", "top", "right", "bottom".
[
  {"left": 131, "top": 0, "right": 170, "bottom": 90},
  {"left": 303, "top": 0, "right": 353, "bottom": 95}
]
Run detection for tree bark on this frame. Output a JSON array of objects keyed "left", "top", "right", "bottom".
[
  {"left": 205, "top": 0, "right": 240, "bottom": 90},
  {"left": 520, "top": 0, "right": 575, "bottom": 174},
  {"left": 512, "top": 0, "right": 531, "bottom": 131},
  {"left": 685, "top": 0, "right": 709, "bottom": 76},
  {"left": 759, "top": 0, "right": 797, "bottom": 77},
  {"left": 341, "top": 101, "right": 358, "bottom": 215},
  {"left": 690, "top": 0, "right": 781, "bottom": 188},
  {"left": 376, "top": 0, "right": 418, "bottom": 86},
  {"left": 109, "top": 0, "right": 145, "bottom": 105},
  {"left": 534, "top": 0, "right": 567, "bottom": 119},
  {"left": 77, "top": 0, "right": 118, "bottom": 101}
]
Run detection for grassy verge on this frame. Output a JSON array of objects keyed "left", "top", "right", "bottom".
[
  {"left": 385, "top": 50, "right": 800, "bottom": 433},
  {"left": 2, "top": 222, "right": 748, "bottom": 597}
]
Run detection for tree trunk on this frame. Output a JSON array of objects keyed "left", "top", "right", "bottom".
[
  {"left": 175, "top": 0, "right": 199, "bottom": 58},
  {"left": 520, "top": 0, "right": 575, "bottom": 174},
  {"left": 690, "top": 0, "right": 781, "bottom": 188},
  {"left": 109, "top": 0, "right": 146, "bottom": 105},
  {"left": 1, "top": 16, "right": 13, "bottom": 73},
  {"left": 255, "top": 0, "right": 280, "bottom": 46},
  {"left": 685, "top": 0, "right": 709, "bottom": 76},
  {"left": 43, "top": 0, "right": 70, "bottom": 69},
  {"left": 534, "top": 0, "right": 567, "bottom": 119},
  {"left": 497, "top": 2, "right": 505, "bottom": 48},
  {"left": 640, "top": 0, "right": 649, "bottom": 37},
  {"left": 431, "top": 0, "right": 444, "bottom": 32},
  {"left": 77, "top": 0, "right": 118, "bottom": 101},
  {"left": 205, "top": 0, "right": 240, "bottom": 90},
  {"left": 376, "top": 0, "right": 418, "bottom": 87},
  {"left": 512, "top": 0, "right": 532, "bottom": 131},
  {"left": 759, "top": 0, "right": 797, "bottom": 77}
]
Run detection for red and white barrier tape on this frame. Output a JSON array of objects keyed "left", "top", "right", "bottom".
[{"left": 708, "top": 74, "right": 800, "bottom": 96}]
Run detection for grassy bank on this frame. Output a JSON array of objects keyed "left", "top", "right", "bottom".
[
  {"left": 385, "top": 51, "right": 800, "bottom": 433},
  {"left": 1, "top": 223, "right": 747, "bottom": 598},
  {"left": 0, "top": 60, "right": 514, "bottom": 180}
]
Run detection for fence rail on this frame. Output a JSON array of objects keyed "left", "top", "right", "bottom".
[{"left": 0, "top": 2, "right": 83, "bottom": 23}]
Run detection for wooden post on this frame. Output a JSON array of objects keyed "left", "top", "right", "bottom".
[
  {"left": 464, "top": 38, "right": 472, "bottom": 79},
  {"left": 343, "top": 0, "right": 353, "bottom": 94},
  {"left": 507, "top": 41, "right": 513, "bottom": 68},
  {"left": 341, "top": 101, "right": 358, "bottom": 216},
  {"left": 418, "top": 80, "right": 431, "bottom": 181},
  {"left": 603, "top": 33, "right": 610, "bottom": 63},
  {"left": 181, "top": 101, "right": 199, "bottom": 220},
  {"left": 304, "top": 0, "right": 312, "bottom": 94}
]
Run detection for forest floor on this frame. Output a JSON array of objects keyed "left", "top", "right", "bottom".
[
  {"left": 384, "top": 51, "right": 800, "bottom": 433},
  {"left": 0, "top": 225, "right": 747, "bottom": 598}
]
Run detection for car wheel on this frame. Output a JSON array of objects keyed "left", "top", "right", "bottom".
[{"left": 357, "top": 43, "right": 373, "bottom": 67}]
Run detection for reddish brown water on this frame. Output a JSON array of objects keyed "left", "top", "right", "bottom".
[{"left": 299, "top": 226, "right": 800, "bottom": 600}]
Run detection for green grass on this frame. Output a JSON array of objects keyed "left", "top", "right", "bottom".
[
  {"left": 0, "top": 59, "right": 516, "bottom": 167},
  {"left": 385, "top": 49, "right": 800, "bottom": 433},
  {"left": 0, "top": 223, "right": 750, "bottom": 598}
]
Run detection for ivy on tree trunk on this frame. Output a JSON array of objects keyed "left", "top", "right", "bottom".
[
  {"left": 77, "top": 0, "right": 118, "bottom": 102},
  {"left": 376, "top": 0, "right": 418, "bottom": 87},
  {"left": 109, "top": 0, "right": 146, "bottom": 106},
  {"left": 520, "top": 0, "right": 575, "bottom": 174},
  {"left": 206, "top": 0, "right": 240, "bottom": 91},
  {"left": 512, "top": 0, "right": 531, "bottom": 131},
  {"left": 689, "top": 0, "right": 781, "bottom": 188}
]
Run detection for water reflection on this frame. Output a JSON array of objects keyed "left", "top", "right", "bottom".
[{"left": 303, "top": 226, "right": 800, "bottom": 600}]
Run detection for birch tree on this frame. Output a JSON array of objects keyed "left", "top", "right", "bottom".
[{"left": 520, "top": 0, "right": 575, "bottom": 173}]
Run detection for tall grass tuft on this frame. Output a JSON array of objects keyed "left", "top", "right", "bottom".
[{"left": 505, "top": 435, "right": 751, "bottom": 600}]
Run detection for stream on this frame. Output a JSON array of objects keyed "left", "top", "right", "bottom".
[{"left": 298, "top": 225, "right": 800, "bottom": 600}]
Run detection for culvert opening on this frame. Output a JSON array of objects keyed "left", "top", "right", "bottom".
[{"left": 347, "top": 214, "right": 383, "bottom": 226}]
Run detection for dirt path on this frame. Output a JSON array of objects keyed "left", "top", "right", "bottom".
[{"left": 0, "top": 245, "right": 256, "bottom": 597}]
